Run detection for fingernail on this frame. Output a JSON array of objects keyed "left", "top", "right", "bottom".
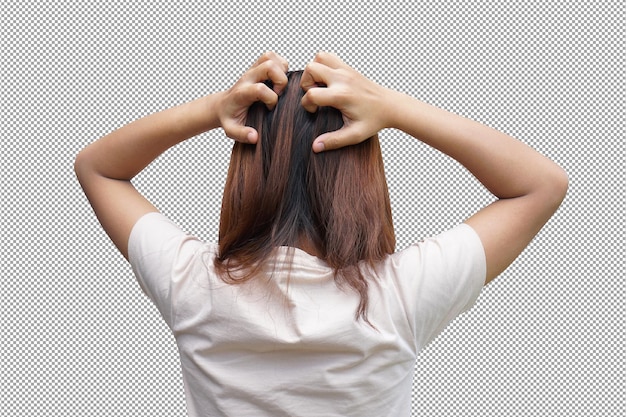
[{"left": 313, "top": 141, "right": 325, "bottom": 152}]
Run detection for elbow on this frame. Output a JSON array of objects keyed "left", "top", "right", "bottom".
[
  {"left": 73, "top": 149, "right": 86, "bottom": 180},
  {"left": 543, "top": 166, "right": 569, "bottom": 210},
  {"left": 73, "top": 148, "right": 95, "bottom": 184},
  {"left": 553, "top": 166, "right": 569, "bottom": 201}
]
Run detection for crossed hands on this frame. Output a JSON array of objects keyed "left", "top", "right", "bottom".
[{"left": 217, "top": 51, "right": 391, "bottom": 152}]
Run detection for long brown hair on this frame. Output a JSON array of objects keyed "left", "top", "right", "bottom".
[{"left": 215, "top": 71, "right": 395, "bottom": 327}]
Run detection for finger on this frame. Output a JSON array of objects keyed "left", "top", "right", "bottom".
[
  {"left": 242, "top": 60, "right": 288, "bottom": 97},
  {"left": 301, "top": 85, "right": 340, "bottom": 113},
  {"left": 273, "top": 52, "right": 289, "bottom": 72},
  {"left": 235, "top": 82, "right": 278, "bottom": 111},
  {"left": 250, "top": 51, "right": 274, "bottom": 68},
  {"left": 312, "top": 127, "right": 362, "bottom": 153},
  {"left": 224, "top": 122, "right": 258, "bottom": 144},
  {"left": 267, "top": 51, "right": 289, "bottom": 71},
  {"left": 312, "top": 51, "right": 348, "bottom": 70},
  {"left": 250, "top": 51, "right": 288, "bottom": 72},
  {"left": 259, "top": 62, "right": 289, "bottom": 95},
  {"left": 301, "top": 61, "right": 333, "bottom": 92}
]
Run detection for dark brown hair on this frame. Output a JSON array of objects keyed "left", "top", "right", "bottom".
[{"left": 214, "top": 71, "right": 395, "bottom": 327}]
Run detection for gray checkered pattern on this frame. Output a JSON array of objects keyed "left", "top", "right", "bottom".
[{"left": 2, "top": 0, "right": 622, "bottom": 416}]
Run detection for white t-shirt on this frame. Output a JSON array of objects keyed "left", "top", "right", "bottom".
[{"left": 128, "top": 212, "right": 486, "bottom": 417}]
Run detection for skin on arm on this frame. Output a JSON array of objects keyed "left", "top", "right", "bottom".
[
  {"left": 301, "top": 52, "right": 568, "bottom": 285},
  {"left": 388, "top": 94, "right": 569, "bottom": 283},
  {"left": 74, "top": 52, "right": 289, "bottom": 259},
  {"left": 73, "top": 94, "right": 218, "bottom": 259}
]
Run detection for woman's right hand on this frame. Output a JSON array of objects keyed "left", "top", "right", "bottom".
[
  {"left": 217, "top": 51, "right": 289, "bottom": 144},
  {"left": 300, "top": 52, "right": 393, "bottom": 152}
]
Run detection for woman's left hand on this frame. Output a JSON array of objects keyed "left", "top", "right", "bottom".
[{"left": 217, "top": 51, "right": 289, "bottom": 144}]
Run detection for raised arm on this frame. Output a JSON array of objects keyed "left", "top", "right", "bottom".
[
  {"left": 74, "top": 52, "right": 288, "bottom": 259},
  {"left": 388, "top": 92, "right": 568, "bottom": 284},
  {"left": 301, "top": 52, "right": 568, "bottom": 285}
]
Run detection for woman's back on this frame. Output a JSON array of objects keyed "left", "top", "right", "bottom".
[{"left": 129, "top": 212, "right": 485, "bottom": 416}]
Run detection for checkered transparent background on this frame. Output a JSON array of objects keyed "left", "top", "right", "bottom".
[{"left": 1, "top": 0, "right": 622, "bottom": 416}]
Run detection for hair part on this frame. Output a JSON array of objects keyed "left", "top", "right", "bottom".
[{"left": 214, "top": 71, "right": 395, "bottom": 328}]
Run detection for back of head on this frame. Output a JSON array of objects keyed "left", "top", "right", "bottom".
[{"left": 215, "top": 70, "right": 395, "bottom": 326}]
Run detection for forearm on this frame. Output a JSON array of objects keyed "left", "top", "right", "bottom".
[
  {"left": 386, "top": 90, "right": 567, "bottom": 200},
  {"left": 75, "top": 92, "right": 223, "bottom": 180}
]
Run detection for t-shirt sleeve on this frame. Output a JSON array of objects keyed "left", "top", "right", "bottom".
[
  {"left": 127, "top": 212, "right": 204, "bottom": 328},
  {"left": 387, "top": 223, "right": 486, "bottom": 351}
]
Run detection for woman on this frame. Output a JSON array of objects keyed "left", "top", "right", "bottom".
[{"left": 75, "top": 51, "right": 568, "bottom": 416}]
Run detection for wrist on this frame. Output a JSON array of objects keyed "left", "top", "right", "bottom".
[
  {"left": 189, "top": 93, "right": 222, "bottom": 133},
  {"left": 165, "top": 94, "right": 217, "bottom": 140},
  {"left": 379, "top": 88, "right": 409, "bottom": 130},
  {"left": 205, "top": 91, "right": 224, "bottom": 130}
]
